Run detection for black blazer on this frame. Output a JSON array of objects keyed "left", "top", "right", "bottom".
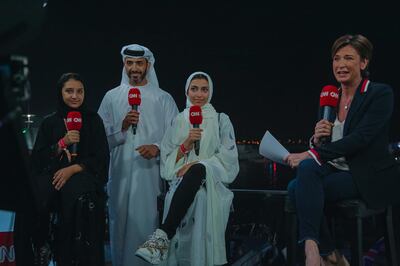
[{"left": 311, "top": 80, "right": 400, "bottom": 208}]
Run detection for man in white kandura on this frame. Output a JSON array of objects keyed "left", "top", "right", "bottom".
[
  {"left": 136, "top": 71, "right": 239, "bottom": 265},
  {"left": 98, "top": 44, "right": 178, "bottom": 266}
]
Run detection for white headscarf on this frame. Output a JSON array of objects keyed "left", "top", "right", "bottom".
[
  {"left": 120, "top": 44, "right": 159, "bottom": 88},
  {"left": 161, "top": 71, "right": 239, "bottom": 265},
  {"left": 185, "top": 71, "right": 214, "bottom": 107}
]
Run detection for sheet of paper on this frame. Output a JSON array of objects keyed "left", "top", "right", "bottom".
[{"left": 259, "top": 130, "right": 290, "bottom": 165}]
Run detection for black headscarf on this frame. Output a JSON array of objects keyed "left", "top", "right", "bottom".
[{"left": 54, "top": 73, "right": 92, "bottom": 162}]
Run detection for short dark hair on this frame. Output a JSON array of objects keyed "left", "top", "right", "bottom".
[{"left": 331, "top": 34, "right": 373, "bottom": 77}]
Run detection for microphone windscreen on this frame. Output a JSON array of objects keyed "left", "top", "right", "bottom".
[
  {"left": 189, "top": 105, "right": 203, "bottom": 125},
  {"left": 66, "top": 111, "right": 82, "bottom": 131},
  {"left": 128, "top": 88, "right": 141, "bottom": 106},
  {"left": 319, "top": 85, "right": 339, "bottom": 107}
]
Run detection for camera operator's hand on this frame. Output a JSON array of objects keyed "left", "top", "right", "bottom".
[{"left": 63, "top": 130, "right": 80, "bottom": 146}]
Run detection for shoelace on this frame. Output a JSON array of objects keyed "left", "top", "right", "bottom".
[{"left": 142, "top": 233, "right": 169, "bottom": 252}]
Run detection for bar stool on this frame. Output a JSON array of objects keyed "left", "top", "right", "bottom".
[
  {"left": 330, "top": 199, "right": 398, "bottom": 266},
  {"left": 285, "top": 198, "right": 399, "bottom": 266}
]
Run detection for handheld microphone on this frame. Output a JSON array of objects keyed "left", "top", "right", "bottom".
[
  {"left": 319, "top": 85, "right": 339, "bottom": 144},
  {"left": 66, "top": 111, "right": 82, "bottom": 157},
  {"left": 128, "top": 88, "right": 141, "bottom": 135},
  {"left": 189, "top": 105, "right": 203, "bottom": 156}
]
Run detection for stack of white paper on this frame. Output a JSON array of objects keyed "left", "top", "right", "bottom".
[{"left": 259, "top": 130, "right": 289, "bottom": 165}]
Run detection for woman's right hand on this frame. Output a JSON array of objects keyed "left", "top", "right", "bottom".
[
  {"left": 313, "top": 119, "right": 333, "bottom": 146},
  {"left": 182, "top": 128, "right": 203, "bottom": 151},
  {"left": 63, "top": 130, "right": 80, "bottom": 146}
]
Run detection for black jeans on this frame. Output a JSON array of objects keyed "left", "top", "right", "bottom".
[
  {"left": 287, "top": 159, "right": 359, "bottom": 254},
  {"left": 160, "top": 163, "right": 206, "bottom": 239}
]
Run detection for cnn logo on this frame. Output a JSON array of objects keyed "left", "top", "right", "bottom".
[
  {"left": 129, "top": 94, "right": 139, "bottom": 98},
  {"left": 0, "top": 232, "right": 15, "bottom": 265},
  {"left": 320, "top": 91, "right": 339, "bottom": 99},
  {"left": 66, "top": 117, "right": 82, "bottom": 123},
  {"left": 191, "top": 112, "right": 200, "bottom": 116}
]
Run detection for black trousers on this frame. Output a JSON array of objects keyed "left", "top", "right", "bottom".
[
  {"left": 287, "top": 159, "right": 359, "bottom": 255},
  {"left": 160, "top": 163, "right": 206, "bottom": 239}
]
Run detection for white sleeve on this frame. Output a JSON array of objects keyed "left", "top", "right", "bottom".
[
  {"left": 154, "top": 93, "right": 179, "bottom": 148},
  {"left": 98, "top": 93, "right": 127, "bottom": 150},
  {"left": 160, "top": 116, "right": 185, "bottom": 181},
  {"left": 201, "top": 113, "right": 239, "bottom": 185}
]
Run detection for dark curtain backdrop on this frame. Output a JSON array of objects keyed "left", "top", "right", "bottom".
[{"left": 9, "top": 0, "right": 400, "bottom": 142}]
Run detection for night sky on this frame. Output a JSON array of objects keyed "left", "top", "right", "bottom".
[{"left": 5, "top": 0, "right": 400, "bottom": 143}]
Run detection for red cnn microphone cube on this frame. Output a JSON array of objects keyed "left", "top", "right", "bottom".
[
  {"left": 319, "top": 85, "right": 339, "bottom": 108},
  {"left": 189, "top": 105, "right": 202, "bottom": 125},
  {"left": 66, "top": 111, "right": 82, "bottom": 131},
  {"left": 128, "top": 88, "right": 141, "bottom": 107}
]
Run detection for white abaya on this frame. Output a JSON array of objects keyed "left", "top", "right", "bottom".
[{"left": 160, "top": 102, "right": 239, "bottom": 266}]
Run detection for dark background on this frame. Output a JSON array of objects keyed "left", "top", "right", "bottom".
[{"left": 5, "top": 0, "right": 400, "bottom": 143}]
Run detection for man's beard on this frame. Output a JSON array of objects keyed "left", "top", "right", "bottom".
[{"left": 128, "top": 68, "right": 147, "bottom": 85}]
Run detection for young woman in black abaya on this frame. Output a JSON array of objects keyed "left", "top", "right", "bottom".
[{"left": 14, "top": 73, "right": 109, "bottom": 266}]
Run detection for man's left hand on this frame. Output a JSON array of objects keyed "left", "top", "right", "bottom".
[{"left": 136, "top": 144, "right": 160, "bottom": 159}]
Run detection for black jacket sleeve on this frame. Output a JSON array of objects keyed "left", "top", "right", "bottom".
[{"left": 313, "top": 85, "right": 393, "bottom": 162}]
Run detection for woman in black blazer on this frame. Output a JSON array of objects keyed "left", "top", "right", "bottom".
[{"left": 286, "top": 34, "right": 399, "bottom": 266}]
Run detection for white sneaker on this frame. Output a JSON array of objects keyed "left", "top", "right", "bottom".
[{"left": 135, "top": 229, "right": 170, "bottom": 264}]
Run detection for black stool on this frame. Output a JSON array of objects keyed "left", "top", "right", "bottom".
[
  {"left": 285, "top": 199, "right": 399, "bottom": 266},
  {"left": 330, "top": 200, "right": 398, "bottom": 266}
]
